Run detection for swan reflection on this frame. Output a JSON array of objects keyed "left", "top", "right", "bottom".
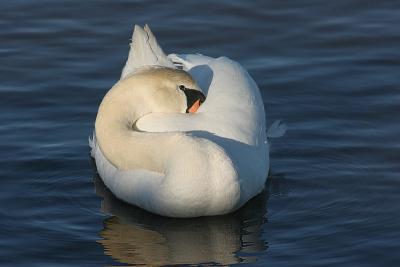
[{"left": 94, "top": 175, "right": 269, "bottom": 266}]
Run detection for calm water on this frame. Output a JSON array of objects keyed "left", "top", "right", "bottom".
[{"left": 1, "top": 1, "right": 400, "bottom": 266}]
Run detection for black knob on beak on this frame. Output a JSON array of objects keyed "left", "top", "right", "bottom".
[{"left": 180, "top": 86, "right": 206, "bottom": 113}]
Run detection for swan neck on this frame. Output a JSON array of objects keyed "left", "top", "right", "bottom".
[{"left": 95, "top": 79, "right": 152, "bottom": 170}]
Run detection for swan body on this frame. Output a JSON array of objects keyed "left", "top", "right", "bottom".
[{"left": 90, "top": 25, "right": 282, "bottom": 218}]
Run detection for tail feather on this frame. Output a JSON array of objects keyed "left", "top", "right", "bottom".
[
  {"left": 267, "top": 120, "right": 287, "bottom": 138},
  {"left": 121, "top": 24, "right": 175, "bottom": 79},
  {"left": 88, "top": 132, "right": 97, "bottom": 157}
]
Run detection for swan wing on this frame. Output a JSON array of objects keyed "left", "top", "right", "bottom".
[
  {"left": 138, "top": 54, "right": 267, "bottom": 146},
  {"left": 136, "top": 55, "right": 270, "bottom": 204}
]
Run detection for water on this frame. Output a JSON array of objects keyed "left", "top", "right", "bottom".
[{"left": 1, "top": 1, "right": 399, "bottom": 266}]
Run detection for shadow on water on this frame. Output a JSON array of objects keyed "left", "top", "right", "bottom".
[{"left": 92, "top": 172, "right": 287, "bottom": 266}]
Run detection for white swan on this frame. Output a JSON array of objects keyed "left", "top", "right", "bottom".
[{"left": 90, "top": 25, "right": 285, "bottom": 218}]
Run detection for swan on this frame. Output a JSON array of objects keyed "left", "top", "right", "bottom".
[{"left": 90, "top": 25, "right": 285, "bottom": 218}]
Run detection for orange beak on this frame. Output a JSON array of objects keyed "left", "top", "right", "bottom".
[
  {"left": 181, "top": 88, "right": 206, "bottom": 113},
  {"left": 188, "top": 99, "right": 202, "bottom": 113}
]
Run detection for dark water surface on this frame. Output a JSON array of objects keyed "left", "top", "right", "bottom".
[{"left": 1, "top": 1, "right": 400, "bottom": 266}]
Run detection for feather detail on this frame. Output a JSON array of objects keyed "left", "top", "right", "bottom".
[
  {"left": 267, "top": 120, "right": 287, "bottom": 138},
  {"left": 121, "top": 25, "right": 175, "bottom": 79}
]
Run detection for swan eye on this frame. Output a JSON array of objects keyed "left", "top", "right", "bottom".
[{"left": 179, "top": 85, "right": 185, "bottom": 91}]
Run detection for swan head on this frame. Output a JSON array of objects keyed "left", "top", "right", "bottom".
[
  {"left": 152, "top": 67, "right": 205, "bottom": 113},
  {"left": 120, "top": 67, "right": 205, "bottom": 114}
]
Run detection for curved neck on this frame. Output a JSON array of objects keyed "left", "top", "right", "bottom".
[{"left": 95, "top": 75, "right": 184, "bottom": 171}]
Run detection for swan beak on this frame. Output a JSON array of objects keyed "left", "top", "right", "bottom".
[
  {"left": 188, "top": 99, "right": 202, "bottom": 113},
  {"left": 184, "top": 89, "right": 206, "bottom": 113}
]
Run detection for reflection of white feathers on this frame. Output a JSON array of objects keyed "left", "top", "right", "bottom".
[{"left": 95, "top": 174, "right": 267, "bottom": 266}]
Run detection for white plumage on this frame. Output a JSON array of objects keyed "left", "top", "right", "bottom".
[{"left": 90, "top": 25, "right": 284, "bottom": 217}]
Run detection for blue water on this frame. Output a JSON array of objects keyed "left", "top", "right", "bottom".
[{"left": 1, "top": 1, "right": 400, "bottom": 266}]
